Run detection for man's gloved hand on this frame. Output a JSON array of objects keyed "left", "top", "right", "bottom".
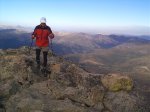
[
  {"left": 49, "top": 33, "right": 54, "bottom": 39},
  {"left": 32, "top": 35, "right": 35, "bottom": 39}
]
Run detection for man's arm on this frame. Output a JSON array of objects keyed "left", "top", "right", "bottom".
[
  {"left": 32, "top": 26, "right": 38, "bottom": 39},
  {"left": 47, "top": 26, "right": 54, "bottom": 39},
  {"left": 49, "top": 33, "right": 54, "bottom": 39}
]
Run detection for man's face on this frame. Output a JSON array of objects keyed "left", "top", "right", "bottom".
[{"left": 41, "top": 23, "right": 46, "bottom": 26}]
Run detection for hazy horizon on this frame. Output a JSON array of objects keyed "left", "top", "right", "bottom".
[{"left": 0, "top": 24, "right": 150, "bottom": 36}]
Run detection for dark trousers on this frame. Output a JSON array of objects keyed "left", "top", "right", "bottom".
[{"left": 36, "top": 49, "right": 48, "bottom": 67}]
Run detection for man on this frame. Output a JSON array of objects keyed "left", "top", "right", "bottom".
[{"left": 32, "top": 17, "right": 54, "bottom": 74}]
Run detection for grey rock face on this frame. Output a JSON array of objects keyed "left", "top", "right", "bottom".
[{"left": 0, "top": 47, "right": 148, "bottom": 112}]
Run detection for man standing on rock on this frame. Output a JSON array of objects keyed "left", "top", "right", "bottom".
[{"left": 32, "top": 17, "right": 54, "bottom": 74}]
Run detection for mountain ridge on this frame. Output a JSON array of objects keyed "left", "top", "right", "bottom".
[
  {"left": 0, "top": 47, "right": 149, "bottom": 112},
  {"left": 0, "top": 28, "right": 150, "bottom": 55}
]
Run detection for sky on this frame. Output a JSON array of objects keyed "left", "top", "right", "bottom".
[{"left": 0, "top": 0, "right": 150, "bottom": 35}]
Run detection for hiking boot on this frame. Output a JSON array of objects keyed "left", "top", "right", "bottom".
[
  {"left": 41, "top": 67, "right": 51, "bottom": 77},
  {"left": 41, "top": 67, "right": 47, "bottom": 77}
]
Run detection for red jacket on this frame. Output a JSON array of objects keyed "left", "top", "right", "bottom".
[{"left": 32, "top": 24, "right": 54, "bottom": 47}]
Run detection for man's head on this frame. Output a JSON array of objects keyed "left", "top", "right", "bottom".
[{"left": 40, "top": 17, "right": 46, "bottom": 24}]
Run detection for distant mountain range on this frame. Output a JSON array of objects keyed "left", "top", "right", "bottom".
[
  {"left": 0, "top": 29, "right": 31, "bottom": 49},
  {"left": 0, "top": 28, "right": 150, "bottom": 55}
]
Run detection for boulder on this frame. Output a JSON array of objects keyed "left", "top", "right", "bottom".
[{"left": 101, "top": 73, "right": 133, "bottom": 92}]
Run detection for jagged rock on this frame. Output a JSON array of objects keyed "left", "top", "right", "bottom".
[
  {"left": 101, "top": 73, "right": 133, "bottom": 92},
  {"left": 0, "top": 47, "right": 148, "bottom": 112},
  {"left": 104, "top": 91, "right": 146, "bottom": 112},
  {"left": 5, "top": 81, "right": 99, "bottom": 112}
]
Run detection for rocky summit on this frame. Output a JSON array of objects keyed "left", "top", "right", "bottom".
[{"left": 0, "top": 47, "right": 148, "bottom": 112}]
